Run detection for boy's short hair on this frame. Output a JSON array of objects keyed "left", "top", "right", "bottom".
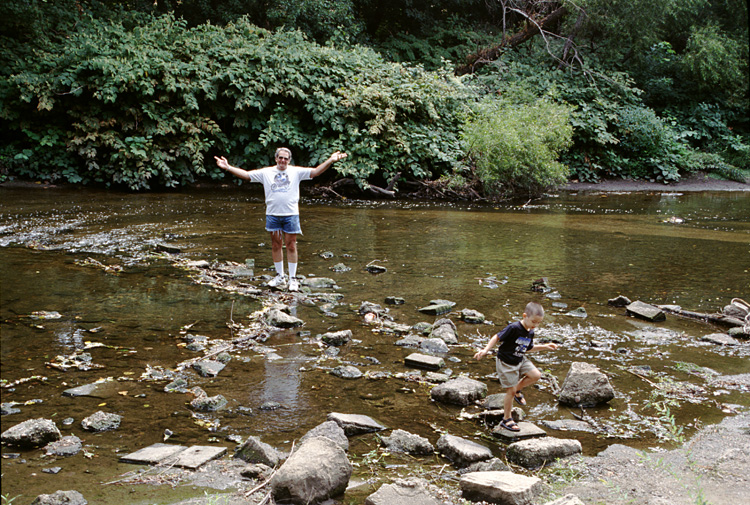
[{"left": 525, "top": 302, "right": 544, "bottom": 317}]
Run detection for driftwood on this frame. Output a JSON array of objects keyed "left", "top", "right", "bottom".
[{"left": 657, "top": 305, "right": 745, "bottom": 328}]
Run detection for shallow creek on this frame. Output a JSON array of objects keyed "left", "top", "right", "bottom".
[{"left": 1, "top": 185, "right": 748, "bottom": 504}]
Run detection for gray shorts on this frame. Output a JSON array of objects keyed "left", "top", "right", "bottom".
[{"left": 495, "top": 357, "right": 538, "bottom": 389}]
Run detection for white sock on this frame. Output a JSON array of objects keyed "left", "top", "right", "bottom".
[
  {"left": 288, "top": 262, "right": 298, "bottom": 279},
  {"left": 274, "top": 262, "right": 284, "bottom": 276}
]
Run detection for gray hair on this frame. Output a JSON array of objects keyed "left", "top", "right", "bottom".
[{"left": 275, "top": 147, "right": 292, "bottom": 160}]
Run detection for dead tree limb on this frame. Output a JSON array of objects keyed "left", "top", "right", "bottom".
[{"left": 456, "top": 6, "right": 570, "bottom": 75}]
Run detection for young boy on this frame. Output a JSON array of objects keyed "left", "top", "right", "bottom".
[{"left": 474, "top": 302, "right": 557, "bottom": 432}]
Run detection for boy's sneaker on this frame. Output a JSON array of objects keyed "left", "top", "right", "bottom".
[
  {"left": 268, "top": 274, "right": 286, "bottom": 288},
  {"left": 288, "top": 278, "right": 300, "bottom": 292}
]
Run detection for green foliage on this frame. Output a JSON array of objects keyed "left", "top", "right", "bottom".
[
  {"left": 1, "top": 14, "right": 471, "bottom": 189},
  {"left": 682, "top": 24, "right": 749, "bottom": 103},
  {"left": 462, "top": 96, "right": 574, "bottom": 197},
  {"left": 374, "top": 17, "right": 501, "bottom": 70}
]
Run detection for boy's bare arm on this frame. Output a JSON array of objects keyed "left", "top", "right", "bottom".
[
  {"left": 473, "top": 334, "right": 499, "bottom": 360},
  {"left": 528, "top": 343, "right": 558, "bottom": 352}
]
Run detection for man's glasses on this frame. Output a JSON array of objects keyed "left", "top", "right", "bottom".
[{"left": 277, "top": 156, "right": 290, "bottom": 161}]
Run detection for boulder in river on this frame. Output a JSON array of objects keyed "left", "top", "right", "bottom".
[
  {"left": 429, "top": 318, "right": 458, "bottom": 344},
  {"left": 460, "top": 471, "right": 542, "bottom": 505},
  {"left": 271, "top": 436, "right": 352, "bottom": 505},
  {"left": 380, "top": 429, "right": 434, "bottom": 456},
  {"left": 1, "top": 418, "right": 61, "bottom": 448},
  {"left": 299, "top": 420, "right": 349, "bottom": 452},
  {"left": 436, "top": 433, "right": 492, "bottom": 468},
  {"left": 234, "top": 435, "right": 286, "bottom": 467},
  {"left": 266, "top": 308, "right": 304, "bottom": 328},
  {"left": 506, "top": 436, "right": 582, "bottom": 469},
  {"left": 430, "top": 376, "right": 487, "bottom": 406},
  {"left": 321, "top": 329, "right": 353, "bottom": 346},
  {"left": 558, "top": 362, "right": 615, "bottom": 407}
]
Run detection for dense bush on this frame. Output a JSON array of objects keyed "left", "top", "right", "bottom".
[
  {"left": 471, "top": 43, "right": 746, "bottom": 182},
  {"left": 462, "top": 97, "right": 573, "bottom": 197},
  {"left": 0, "top": 14, "right": 471, "bottom": 189}
]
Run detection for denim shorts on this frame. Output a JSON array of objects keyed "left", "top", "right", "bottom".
[
  {"left": 495, "top": 356, "right": 538, "bottom": 388},
  {"left": 266, "top": 215, "right": 302, "bottom": 234}
]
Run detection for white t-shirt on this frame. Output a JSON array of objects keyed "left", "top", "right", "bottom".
[{"left": 247, "top": 165, "right": 313, "bottom": 216}]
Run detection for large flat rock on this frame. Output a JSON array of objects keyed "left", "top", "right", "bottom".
[
  {"left": 174, "top": 445, "right": 227, "bottom": 469},
  {"left": 120, "top": 443, "right": 188, "bottom": 465},
  {"left": 120, "top": 443, "right": 226, "bottom": 469},
  {"left": 492, "top": 422, "right": 547, "bottom": 443}
]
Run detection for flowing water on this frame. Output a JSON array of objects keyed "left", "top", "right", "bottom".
[{"left": 1, "top": 185, "right": 748, "bottom": 504}]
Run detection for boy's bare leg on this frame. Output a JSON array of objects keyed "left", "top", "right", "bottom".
[{"left": 503, "top": 387, "right": 515, "bottom": 420}]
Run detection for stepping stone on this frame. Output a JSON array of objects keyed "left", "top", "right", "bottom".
[
  {"left": 174, "top": 445, "right": 227, "bottom": 469},
  {"left": 404, "top": 353, "right": 445, "bottom": 371},
  {"left": 492, "top": 422, "right": 547, "bottom": 443},
  {"left": 418, "top": 303, "right": 453, "bottom": 316},
  {"left": 120, "top": 443, "right": 187, "bottom": 465},
  {"left": 626, "top": 301, "right": 666, "bottom": 322}
]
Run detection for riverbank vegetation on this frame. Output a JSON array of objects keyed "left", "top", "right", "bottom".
[{"left": 1, "top": 0, "right": 747, "bottom": 196}]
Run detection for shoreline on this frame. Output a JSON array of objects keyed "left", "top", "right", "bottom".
[
  {"left": 562, "top": 172, "right": 749, "bottom": 192},
  {"left": 2, "top": 172, "right": 748, "bottom": 194}
]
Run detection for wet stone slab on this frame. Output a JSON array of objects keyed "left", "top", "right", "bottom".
[
  {"left": 120, "top": 443, "right": 227, "bottom": 469},
  {"left": 174, "top": 445, "right": 227, "bottom": 469},
  {"left": 492, "top": 422, "right": 547, "bottom": 443},
  {"left": 120, "top": 443, "right": 188, "bottom": 465}
]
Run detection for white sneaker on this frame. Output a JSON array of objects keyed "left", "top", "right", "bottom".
[
  {"left": 268, "top": 274, "right": 286, "bottom": 288},
  {"left": 288, "top": 278, "right": 300, "bottom": 292}
]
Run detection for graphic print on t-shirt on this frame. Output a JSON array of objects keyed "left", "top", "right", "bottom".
[
  {"left": 514, "top": 336, "right": 532, "bottom": 359},
  {"left": 271, "top": 172, "right": 290, "bottom": 193}
]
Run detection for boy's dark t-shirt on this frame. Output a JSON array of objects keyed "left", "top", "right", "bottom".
[{"left": 495, "top": 321, "right": 535, "bottom": 365}]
